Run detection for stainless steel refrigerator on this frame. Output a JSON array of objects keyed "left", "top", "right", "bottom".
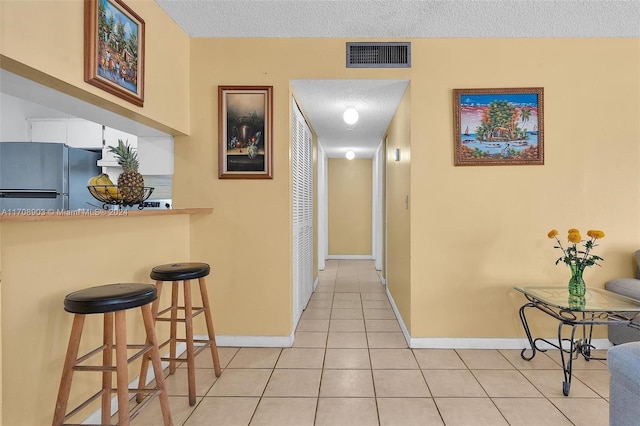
[{"left": 0, "top": 142, "right": 101, "bottom": 210}]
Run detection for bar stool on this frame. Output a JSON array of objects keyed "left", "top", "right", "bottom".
[
  {"left": 137, "top": 262, "right": 221, "bottom": 406},
  {"left": 52, "top": 283, "right": 172, "bottom": 426}
]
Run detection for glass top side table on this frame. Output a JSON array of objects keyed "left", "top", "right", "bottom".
[
  {"left": 515, "top": 286, "right": 640, "bottom": 312},
  {"left": 514, "top": 286, "right": 640, "bottom": 395}
]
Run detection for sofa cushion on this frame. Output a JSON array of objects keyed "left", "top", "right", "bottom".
[
  {"left": 609, "top": 342, "right": 640, "bottom": 389},
  {"left": 605, "top": 278, "right": 640, "bottom": 301},
  {"left": 608, "top": 342, "right": 640, "bottom": 426}
]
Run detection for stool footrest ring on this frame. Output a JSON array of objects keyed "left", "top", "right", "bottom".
[
  {"left": 160, "top": 342, "right": 213, "bottom": 364},
  {"left": 156, "top": 306, "right": 205, "bottom": 321},
  {"left": 73, "top": 343, "right": 156, "bottom": 373}
]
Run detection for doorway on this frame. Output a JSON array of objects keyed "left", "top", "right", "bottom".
[{"left": 291, "top": 79, "right": 408, "bottom": 329}]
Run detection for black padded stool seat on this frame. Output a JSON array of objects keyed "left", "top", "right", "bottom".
[
  {"left": 138, "top": 261, "right": 221, "bottom": 407},
  {"left": 64, "top": 283, "right": 157, "bottom": 314},
  {"left": 52, "top": 283, "right": 172, "bottom": 426},
  {"left": 150, "top": 262, "right": 210, "bottom": 281}
]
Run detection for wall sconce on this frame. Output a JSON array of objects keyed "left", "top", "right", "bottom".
[
  {"left": 394, "top": 148, "right": 400, "bottom": 162},
  {"left": 345, "top": 150, "right": 355, "bottom": 160}
]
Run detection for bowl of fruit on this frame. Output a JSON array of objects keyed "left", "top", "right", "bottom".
[
  {"left": 87, "top": 140, "right": 153, "bottom": 209},
  {"left": 88, "top": 174, "right": 154, "bottom": 209}
]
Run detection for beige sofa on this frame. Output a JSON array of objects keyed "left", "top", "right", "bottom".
[
  {"left": 608, "top": 342, "right": 640, "bottom": 425},
  {"left": 605, "top": 250, "right": 640, "bottom": 345}
]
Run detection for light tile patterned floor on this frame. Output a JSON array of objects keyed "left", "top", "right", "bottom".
[{"left": 132, "top": 260, "right": 610, "bottom": 425}]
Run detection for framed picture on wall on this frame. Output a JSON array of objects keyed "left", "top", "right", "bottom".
[
  {"left": 84, "top": 0, "right": 145, "bottom": 107},
  {"left": 218, "top": 86, "right": 273, "bottom": 179},
  {"left": 453, "top": 87, "right": 544, "bottom": 166}
]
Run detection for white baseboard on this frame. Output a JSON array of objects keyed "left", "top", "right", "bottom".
[
  {"left": 384, "top": 287, "right": 613, "bottom": 350},
  {"left": 312, "top": 276, "right": 320, "bottom": 291},
  {"left": 213, "top": 333, "right": 294, "bottom": 347},
  {"left": 326, "top": 255, "right": 373, "bottom": 260},
  {"left": 385, "top": 285, "right": 412, "bottom": 346},
  {"left": 409, "top": 337, "right": 613, "bottom": 350}
]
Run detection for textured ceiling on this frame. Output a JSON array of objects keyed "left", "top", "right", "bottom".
[
  {"left": 156, "top": 0, "right": 638, "bottom": 158},
  {"left": 156, "top": 0, "right": 640, "bottom": 39}
]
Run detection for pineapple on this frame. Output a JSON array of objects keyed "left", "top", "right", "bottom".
[{"left": 107, "top": 139, "right": 144, "bottom": 204}]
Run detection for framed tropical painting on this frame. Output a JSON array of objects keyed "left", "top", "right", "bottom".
[
  {"left": 453, "top": 88, "right": 544, "bottom": 166},
  {"left": 218, "top": 86, "right": 273, "bottom": 179},
  {"left": 84, "top": 0, "right": 145, "bottom": 106}
]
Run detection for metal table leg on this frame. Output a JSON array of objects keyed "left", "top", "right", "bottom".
[
  {"left": 519, "top": 302, "right": 538, "bottom": 360},
  {"left": 556, "top": 320, "right": 578, "bottom": 396},
  {"left": 519, "top": 302, "right": 560, "bottom": 360},
  {"left": 519, "top": 302, "right": 583, "bottom": 396}
]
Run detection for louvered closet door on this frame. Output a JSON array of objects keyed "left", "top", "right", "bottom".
[{"left": 292, "top": 98, "right": 314, "bottom": 323}]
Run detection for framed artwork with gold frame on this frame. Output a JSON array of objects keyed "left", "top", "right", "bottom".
[
  {"left": 218, "top": 86, "right": 273, "bottom": 179},
  {"left": 453, "top": 87, "right": 544, "bottom": 166},
  {"left": 84, "top": 0, "right": 145, "bottom": 107}
]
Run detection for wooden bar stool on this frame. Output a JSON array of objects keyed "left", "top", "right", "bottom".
[
  {"left": 52, "top": 283, "right": 172, "bottom": 426},
  {"left": 137, "top": 262, "right": 221, "bottom": 406}
]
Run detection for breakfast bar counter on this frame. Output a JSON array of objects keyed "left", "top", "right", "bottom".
[{"left": 0, "top": 207, "right": 213, "bottom": 425}]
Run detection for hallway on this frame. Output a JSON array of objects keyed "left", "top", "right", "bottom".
[{"left": 132, "top": 260, "right": 610, "bottom": 425}]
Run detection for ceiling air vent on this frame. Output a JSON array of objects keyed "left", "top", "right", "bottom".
[{"left": 346, "top": 42, "right": 411, "bottom": 68}]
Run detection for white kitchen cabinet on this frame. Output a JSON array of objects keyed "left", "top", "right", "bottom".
[
  {"left": 28, "top": 118, "right": 173, "bottom": 181},
  {"left": 29, "top": 118, "right": 103, "bottom": 148},
  {"left": 98, "top": 126, "right": 137, "bottom": 166},
  {"left": 29, "top": 119, "right": 67, "bottom": 143},
  {"left": 138, "top": 136, "right": 174, "bottom": 175},
  {"left": 67, "top": 120, "right": 103, "bottom": 149}
]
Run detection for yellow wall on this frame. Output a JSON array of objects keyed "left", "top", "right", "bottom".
[
  {"left": 0, "top": 0, "right": 190, "bottom": 135},
  {"left": 181, "top": 38, "right": 412, "bottom": 338},
  {"left": 409, "top": 39, "right": 640, "bottom": 338},
  {"left": 180, "top": 48, "right": 293, "bottom": 335},
  {"left": 0, "top": 214, "right": 195, "bottom": 425},
  {"left": 328, "top": 158, "right": 372, "bottom": 256},
  {"left": 385, "top": 86, "right": 412, "bottom": 331},
  {"left": 179, "top": 37, "right": 639, "bottom": 342}
]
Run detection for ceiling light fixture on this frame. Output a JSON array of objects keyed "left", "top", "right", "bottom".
[
  {"left": 345, "top": 150, "right": 355, "bottom": 160},
  {"left": 343, "top": 107, "right": 359, "bottom": 125}
]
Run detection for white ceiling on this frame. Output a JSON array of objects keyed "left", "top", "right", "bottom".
[
  {"left": 155, "top": 0, "right": 639, "bottom": 158},
  {"left": 0, "top": 70, "right": 167, "bottom": 138},
  {"left": 291, "top": 80, "right": 409, "bottom": 158}
]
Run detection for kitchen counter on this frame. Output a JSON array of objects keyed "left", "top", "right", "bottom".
[
  {"left": 0, "top": 207, "right": 212, "bottom": 222},
  {"left": 0, "top": 206, "right": 213, "bottom": 425}
]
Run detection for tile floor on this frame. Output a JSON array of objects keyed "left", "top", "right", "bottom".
[{"left": 132, "top": 260, "right": 610, "bottom": 425}]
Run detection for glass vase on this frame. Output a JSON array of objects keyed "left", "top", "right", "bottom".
[
  {"left": 568, "top": 295, "right": 586, "bottom": 310},
  {"left": 568, "top": 264, "right": 586, "bottom": 297}
]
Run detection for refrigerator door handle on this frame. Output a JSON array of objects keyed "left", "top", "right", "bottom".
[{"left": 0, "top": 189, "right": 60, "bottom": 198}]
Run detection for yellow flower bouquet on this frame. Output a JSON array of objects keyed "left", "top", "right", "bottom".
[{"left": 547, "top": 228, "right": 605, "bottom": 297}]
